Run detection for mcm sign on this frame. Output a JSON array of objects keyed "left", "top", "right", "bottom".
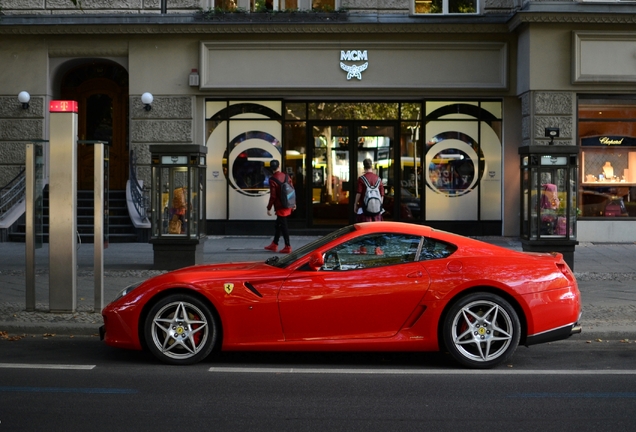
[{"left": 340, "top": 50, "right": 369, "bottom": 81}]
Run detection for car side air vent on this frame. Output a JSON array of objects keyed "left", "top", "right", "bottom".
[{"left": 244, "top": 282, "right": 263, "bottom": 298}]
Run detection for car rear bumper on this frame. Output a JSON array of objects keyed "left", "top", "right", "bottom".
[{"left": 525, "top": 319, "right": 582, "bottom": 346}]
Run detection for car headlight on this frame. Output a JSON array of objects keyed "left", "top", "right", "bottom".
[{"left": 114, "top": 281, "right": 143, "bottom": 301}]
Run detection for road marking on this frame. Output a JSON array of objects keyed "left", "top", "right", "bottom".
[
  {"left": 0, "top": 386, "right": 137, "bottom": 394},
  {"left": 209, "top": 367, "right": 636, "bottom": 375},
  {"left": 509, "top": 392, "right": 636, "bottom": 398},
  {"left": 0, "top": 363, "right": 95, "bottom": 370}
]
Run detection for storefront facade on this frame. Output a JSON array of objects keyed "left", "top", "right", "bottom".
[{"left": 1, "top": 1, "right": 636, "bottom": 241}]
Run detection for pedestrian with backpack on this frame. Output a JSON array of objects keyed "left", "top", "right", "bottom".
[
  {"left": 265, "top": 159, "right": 296, "bottom": 254},
  {"left": 354, "top": 158, "right": 385, "bottom": 222}
]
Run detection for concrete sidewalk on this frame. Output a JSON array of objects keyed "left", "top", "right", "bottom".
[{"left": 1, "top": 235, "right": 635, "bottom": 339}]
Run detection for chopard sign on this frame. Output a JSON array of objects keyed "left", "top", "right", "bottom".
[
  {"left": 581, "top": 135, "right": 636, "bottom": 147},
  {"left": 340, "top": 50, "right": 368, "bottom": 81},
  {"left": 599, "top": 137, "right": 624, "bottom": 145}
]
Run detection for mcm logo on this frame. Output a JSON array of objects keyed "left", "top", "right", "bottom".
[{"left": 340, "top": 50, "right": 369, "bottom": 81}]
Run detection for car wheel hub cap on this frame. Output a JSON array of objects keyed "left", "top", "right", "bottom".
[
  {"left": 452, "top": 300, "right": 513, "bottom": 363},
  {"left": 151, "top": 301, "right": 209, "bottom": 360}
]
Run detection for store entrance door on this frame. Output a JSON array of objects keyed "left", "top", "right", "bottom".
[{"left": 308, "top": 122, "right": 397, "bottom": 227}]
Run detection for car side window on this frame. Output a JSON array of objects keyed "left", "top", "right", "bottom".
[
  {"left": 322, "top": 233, "right": 422, "bottom": 271},
  {"left": 418, "top": 237, "right": 457, "bottom": 261}
]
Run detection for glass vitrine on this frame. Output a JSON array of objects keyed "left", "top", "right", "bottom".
[
  {"left": 149, "top": 145, "right": 207, "bottom": 269},
  {"left": 519, "top": 146, "right": 578, "bottom": 268}
]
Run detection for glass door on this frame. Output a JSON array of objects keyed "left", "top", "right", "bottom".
[
  {"left": 309, "top": 122, "right": 398, "bottom": 227},
  {"left": 310, "top": 124, "right": 352, "bottom": 226},
  {"left": 356, "top": 124, "right": 397, "bottom": 221}
]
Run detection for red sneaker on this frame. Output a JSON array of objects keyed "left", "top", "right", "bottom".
[
  {"left": 280, "top": 245, "right": 292, "bottom": 254},
  {"left": 264, "top": 242, "right": 278, "bottom": 252}
]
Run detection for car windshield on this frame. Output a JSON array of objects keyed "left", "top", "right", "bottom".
[{"left": 266, "top": 225, "right": 357, "bottom": 268}]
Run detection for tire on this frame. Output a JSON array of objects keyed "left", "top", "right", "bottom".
[
  {"left": 442, "top": 292, "right": 521, "bottom": 369},
  {"left": 144, "top": 294, "right": 218, "bottom": 365}
]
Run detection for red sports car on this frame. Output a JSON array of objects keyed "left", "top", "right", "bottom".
[{"left": 101, "top": 222, "right": 581, "bottom": 369}]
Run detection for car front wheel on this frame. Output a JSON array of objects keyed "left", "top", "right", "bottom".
[
  {"left": 443, "top": 292, "right": 521, "bottom": 369},
  {"left": 144, "top": 294, "right": 218, "bottom": 365}
]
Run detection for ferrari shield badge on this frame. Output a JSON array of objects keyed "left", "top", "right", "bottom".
[{"left": 224, "top": 283, "right": 234, "bottom": 294}]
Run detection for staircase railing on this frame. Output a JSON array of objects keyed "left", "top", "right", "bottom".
[
  {"left": 0, "top": 168, "right": 26, "bottom": 221},
  {"left": 129, "top": 149, "right": 150, "bottom": 222}
]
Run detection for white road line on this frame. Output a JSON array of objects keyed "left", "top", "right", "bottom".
[
  {"left": 209, "top": 367, "right": 636, "bottom": 375},
  {"left": 0, "top": 363, "right": 96, "bottom": 370}
]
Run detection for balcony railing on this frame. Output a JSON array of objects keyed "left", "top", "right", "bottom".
[
  {"left": 129, "top": 150, "right": 150, "bottom": 223},
  {"left": 0, "top": 169, "right": 26, "bottom": 222}
]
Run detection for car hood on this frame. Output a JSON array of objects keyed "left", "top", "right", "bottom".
[
  {"left": 173, "top": 261, "right": 266, "bottom": 274},
  {"left": 164, "top": 261, "right": 282, "bottom": 281}
]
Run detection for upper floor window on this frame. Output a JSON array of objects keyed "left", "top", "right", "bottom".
[
  {"left": 211, "top": 0, "right": 339, "bottom": 11},
  {"left": 414, "top": 0, "right": 478, "bottom": 14}
]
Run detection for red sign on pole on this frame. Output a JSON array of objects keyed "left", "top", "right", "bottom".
[{"left": 49, "top": 100, "right": 78, "bottom": 113}]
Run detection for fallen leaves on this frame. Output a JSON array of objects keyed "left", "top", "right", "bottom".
[
  {"left": 586, "top": 338, "right": 631, "bottom": 344},
  {"left": 0, "top": 331, "right": 24, "bottom": 341}
]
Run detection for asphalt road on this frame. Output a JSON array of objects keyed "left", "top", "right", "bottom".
[{"left": 1, "top": 336, "right": 635, "bottom": 431}]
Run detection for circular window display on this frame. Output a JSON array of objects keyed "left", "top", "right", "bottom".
[
  {"left": 425, "top": 135, "right": 483, "bottom": 197},
  {"left": 224, "top": 131, "right": 282, "bottom": 197}
]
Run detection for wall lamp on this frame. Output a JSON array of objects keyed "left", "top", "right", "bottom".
[
  {"left": 18, "top": 91, "right": 30, "bottom": 109},
  {"left": 545, "top": 127, "right": 559, "bottom": 145},
  {"left": 141, "top": 92, "right": 154, "bottom": 111}
]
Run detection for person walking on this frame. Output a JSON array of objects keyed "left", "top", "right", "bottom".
[
  {"left": 264, "top": 159, "right": 295, "bottom": 253},
  {"left": 353, "top": 158, "right": 385, "bottom": 222}
]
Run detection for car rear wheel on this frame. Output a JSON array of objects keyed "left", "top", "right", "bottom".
[
  {"left": 144, "top": 294, "right": 218, "bottom": 365},
  {"left": 443, "top": 292, "right": 521, "bottom": 369}
]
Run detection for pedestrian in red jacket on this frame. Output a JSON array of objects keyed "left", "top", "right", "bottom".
[{"left": 264, "top": 160, "right": 295, "bottom": 254}]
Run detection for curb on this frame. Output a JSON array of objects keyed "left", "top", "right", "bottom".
[{"left": 0, "top": 322, "right": 101, "bottom": 336}]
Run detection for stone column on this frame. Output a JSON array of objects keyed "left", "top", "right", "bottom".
[{"left": 520, "top": 91, "right": 575, "bottom": 147}]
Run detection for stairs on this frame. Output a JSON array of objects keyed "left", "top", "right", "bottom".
[{"left": 8, "top": 187, "right": 141, "bottom": 243}]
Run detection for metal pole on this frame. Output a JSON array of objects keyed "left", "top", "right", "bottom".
[
  {"left": 49, "top": 101, "right": 78, "bottom": 313},
  {"left": 25, "top": 144, "right": 36, "bottom": 312},
  {"left": 161, "top": 0, "right": 167, "bottom": 14},
  {"left": 94, "top": 142, "right": 104, "bottom": 311}
]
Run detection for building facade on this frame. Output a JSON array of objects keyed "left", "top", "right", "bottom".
[{"left": 1, "top": 0, "right": 635, "bottom": 241}]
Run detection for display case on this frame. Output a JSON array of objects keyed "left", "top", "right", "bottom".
[
  {"left": 519, "top": 146, "right": 578, "bottom": 269},
  {"left": 580, "top": 136, "right": 636, "bottom": 218},
  {"left": 149, "top": 145, "right": 207, "bottom": 270}
]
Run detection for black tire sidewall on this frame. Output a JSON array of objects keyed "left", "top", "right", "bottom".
[
  {"left": 442, "top": 292, "right": 521, "bottom": 369},
  {"left": 144, "top": 294, "right": 218, "bottom": 365}
]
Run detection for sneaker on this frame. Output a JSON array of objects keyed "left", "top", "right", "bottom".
[
  {"left": 264, "top": 242, "right": 278, "bottom": 252},
  {"left": 280, "top": 245, "right": 292, "bottom": 254}
]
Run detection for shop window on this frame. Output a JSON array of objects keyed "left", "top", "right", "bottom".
[
  {"left": 205, "top": 100, "right": 283, "bottom": 221},
  {"left": 414, "top": 0, "right": 479, "bottom": 14},
  {"left": 579, "top": 98, "right": 636, "bottom": 219},
  {"left": 424, "top": 101, "right": 502, "bottom": 222}
]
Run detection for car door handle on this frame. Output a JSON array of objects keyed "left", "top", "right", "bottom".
[{"left": 407, "top": 271, "right": 423, "bottom": 278}]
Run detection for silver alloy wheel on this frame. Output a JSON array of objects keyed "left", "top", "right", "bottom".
[
  {"left": 150, "top": 301, "right": 209, "bottom": 361},
  {"left": 450, "top": 299, "right": 514, "bottom": 363}
]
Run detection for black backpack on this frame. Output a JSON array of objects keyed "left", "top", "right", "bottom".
[{"left": 270, "top": 174, "right": 296, "bottom": 209}]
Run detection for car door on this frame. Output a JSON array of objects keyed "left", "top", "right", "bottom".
[{"left": 278, "top": 233, "right": 431, "bottom": 341}]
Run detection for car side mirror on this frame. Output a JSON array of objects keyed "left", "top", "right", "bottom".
[{"left": 308, "top": 252, "right": 324, "bottom": 271}]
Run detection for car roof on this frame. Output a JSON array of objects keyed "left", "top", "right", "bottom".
[{"left": 354, "top": 221, "right": 434, "bottom": 237}]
